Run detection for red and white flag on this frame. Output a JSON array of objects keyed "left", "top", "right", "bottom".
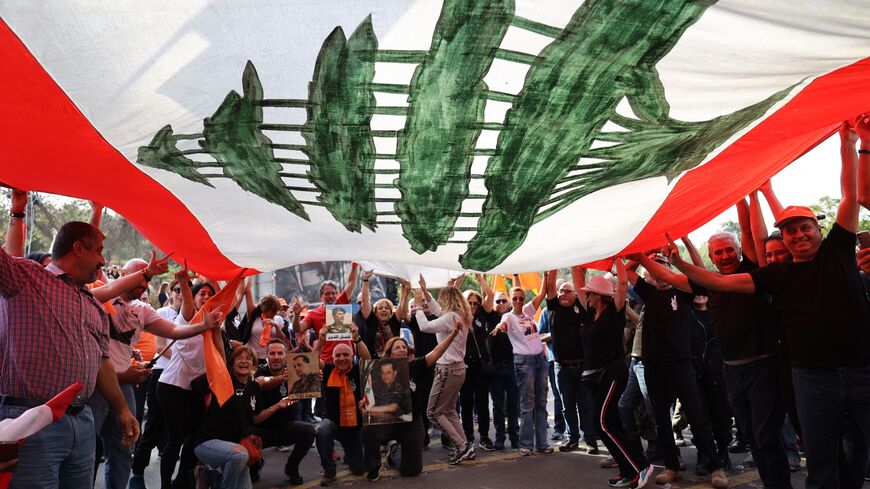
[{"left": 2, "top": 1, "right": 870, "bottom": 276}]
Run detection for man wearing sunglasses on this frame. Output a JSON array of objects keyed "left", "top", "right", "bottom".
[{"left": 487, "top": 292, "right": 520, "bottom": 450}]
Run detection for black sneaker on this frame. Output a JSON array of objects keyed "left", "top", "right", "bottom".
[
  {"left": 586, "top": 441, "right": 600, "bottom": 455},
  {"left": 479, "top": 438, "right": 496, "bottom": 452},
  {"left": 320, "top": 469, "right": 337, "bottom": 487},
  {"left": 494, "top": 440, "right": 505, "bottom": 450},
  {"left": 285, "top": 465, "right": 303, "bottom": 485},
  {"left": 128, "top": 475, "right": 147, "bottom": 489},
  {"left": 366, "top": 467, "right": 380, "bottom": 482},
  {"left": 559, "top": 439, "right": 579, "bottom": 452},
  {"left": 454, "top": 442, "right": 476, "bottom": 463},
  {"left": 447, "top": 448, "right": 461, "bottom": 465}
]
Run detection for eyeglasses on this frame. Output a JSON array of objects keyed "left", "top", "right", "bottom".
[
  {"left": 512, "top": 297, "right": 525, "bottom": 302},
  {"left": 495, "top": 299, "right": 508, "bottom": 304},
  {"left": 172, "top": 288, "right": 181, "bottom": 293},
  {"left": 468, "top": 301, "right": 480, "bottom": 306}
]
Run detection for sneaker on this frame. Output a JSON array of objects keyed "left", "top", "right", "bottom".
[
  {"left": 559, "top": 439, "right": 579, "bottom": 452},
  {"left": 551, "top": 432, "right": 564, "bottom": 441},
  {"left": 128, "top": 475, "right": 147, "bottom": 489},
  {"left": 457, "top": 442, "right": 476, "bottom": 462},
  {"left": 674, "top": 431, "right": 686, "bottom": 447},
  {"left": 609, "top": 476, "right": 635, "bottom": 488},
  {"left": 285, "top": 469, "right": 304, "bottom": 486},
  {"left": 320, "top": 469, "right": 337, "bottom": 487},
  {"left": 366, "top": 467, "right": 380, "bottom": 482},
  {"left": 494, "top": 440, "right": 505, "bottom": 450},
  {"left": 599, "top": 457, "right": 619, "bottom": 468},
  {"left": 447, "top": 448, "right": 461, "bottom": 465},
  {"left": 536, "top": 446, "right": 554, "bottom": 454},
  {"left": 710, "top": 468, "right": 729, "bottom": 489},
  {"left": 479, "top": 438, "right": 496, "bottom": 452},
  {"left": 636, "top": 465, "right": 653, "bottom": 489},
  {"left": 385, "top": 440, "right": 400, "bottom": 469},
  {"left": 587, "top": 441, "right": 600, "bottom": 455},
  {"left": 277, "top": 445, "right": 292, "bottom": 452},
  {"left": 789, "top": 459, "right": 801, "bottom": 472},
  {"left": 655, "top": 469, "right": 682, "bottom": 485},
  {"left": 519, "top": 448, "right": 532, "bottom": 456},
  {"left": 727, "top": 440, "right": 746, "bottom": 453}
]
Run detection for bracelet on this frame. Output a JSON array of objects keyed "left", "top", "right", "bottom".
[
  {"left": 142, "top": 269, "right": 153, "bottom": 282},
  {"left": 859, "top": 149, "right": 870, "bottom": 154},
  {"left": 9, "top": 211, "right": 25, "bottom": 219},
  {"left": 362, "top": 279, "right": 369, "bottom": 282}
]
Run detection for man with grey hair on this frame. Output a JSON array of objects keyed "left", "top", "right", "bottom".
[
  {"left": 633, "top": 198, "right": 790, "bottom": 489},
  {"left": 91, "top": 258, "right": 224, "bottom": 489}
]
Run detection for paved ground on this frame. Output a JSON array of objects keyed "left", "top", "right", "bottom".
[{"left": 99, "top": 395, "right": 807, "bottom": 489}]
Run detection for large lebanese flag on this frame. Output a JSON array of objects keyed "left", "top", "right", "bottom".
[{"left": 2, "top": 1, "right": 870, "bottom": 277}]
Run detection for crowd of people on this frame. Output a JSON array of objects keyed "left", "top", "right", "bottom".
[{"left": 2, "top": 118, "right": 870, "bottom": 489}]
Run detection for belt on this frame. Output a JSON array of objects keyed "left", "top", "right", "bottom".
[
  {"left": 557, "top": 359, "right": 585, "bottom": 367},
  {"left": 0, "top": 395, "right": 86, "bottom": 416}
]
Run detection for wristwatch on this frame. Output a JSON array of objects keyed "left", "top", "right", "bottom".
[{"left": 142, "top": 269, "right": 153, "bottom": 282}]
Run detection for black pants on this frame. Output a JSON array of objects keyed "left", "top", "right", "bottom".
[
  {"left": 490, "top": 362, "right": 519, "bottom": 445},
  {"left": 156, "top": 382, "right": 198, "bottom": 488},
  {"left": 361, "top": 417, "right": 425, "bottom": 476},
  {"left": 695, "top": 357, "right": 733, "bottom": 462},
  {"left": 593, "top": 363, "right": 649, "bottom": 479},
  {"left": 645, "top": 359, "right": 721, "bottom": 472},
  {"left": 132, "top": 369, "right": 167, "bottom": 475},
  {"left": 249, "top": 421, "right": 315, "bottom": 474},
  {"left": 723, "top": 357, "right": 791, "bottom": 489},
  {"left": 460, "top": 362, "right": 491, "bottom": 441}
]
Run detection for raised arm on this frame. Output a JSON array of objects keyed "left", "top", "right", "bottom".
[
  {"left": 243, "top": 277, "right": 255, "bottom": 315},
  {"left": 341, "top": 262, "right": 360, "bottom": 301},
  {"left": 176, "top": 265, "right": 197, "bottom": 321},
  {"left": 614, "top": 259, "right": 627, "bottom": 313},
  {"left": 627, "top": 252, "right": 693, "bottom": 293},
  {"left": 424, "top": 319, "right": 462, "bottom": 367},
  {"left": 352, "top": 323, "right": 371, "bottom": 361},
  {"left": 665, "top": 234, "right": 755, "bottom": 293},
  {"left": 758, "top": 179, "right": 785, "bottom": 221},
  {"left": 546, "top": 268, "right": 558, "bottom": 300},
  {"left": 3, "top": 189, "right": 27, "bottom": 257},
  {"left": 146, "top": 306, "right": 223, "bottom": 339},
  {"left": 397, "top": 277, "right": 411, "bottom": 321},
  {"left": 838, "top": 121, "right": 860, "bottom": 233},
  {"left": 748, "top": 190, "right": 770, "bottom": 267},
  {"left": 735, "top": 198, "right": 758, "bottom": 264},
  {"left": 529, "top": 271, "right": 547, "bottom": 310},
  {"left": 681, "top": 236, "right": 705, "bottom": 268},
  {"left": 88, "top": 201, "right": 104, "bottom": 229},
  {"left": 91, "top": 250, "right": 172, "bottom": 303},
  {"left": 571, "top": 266, "right": 588, "bottom": 306},
  {"left": 477, "top": 273, "right": 494, "bottom": 313},
  {"left": 856, "top": 115, "right": 870, "bottom": 210},
  {"left": 360, "top": 269, "right": 373, "bottom": 319}
]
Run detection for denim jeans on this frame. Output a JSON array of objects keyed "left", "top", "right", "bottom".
[
  {"left": 548, "top": 361, "right": 566, "bottom": 435},
  {"left": 555, "top": 362, "right": 596, "bottom": 443},
  {"left": 315, "top": 419, "right": 363, "bottom": 475},
  {"left": 792, "top": 365, "right": 870, "bottom": 489},
  {"left": 193, "top": 439, "right": 251, "bottom": 489},
  {"left": 514, "top": 352, "right": 549, "bottom": 450},
  {"left": 0, "top": 403, "right": 94, "bottom": 489},
  {"left": 618, "top": 358, "right": 655, "bottom": 445},
  {"left": 723, "top": 357, "right": 791, "bottom": 489},
  {"left": 490, "top": 363, "right": 519, "bottom": 445},
  {"left": 88, "top": 383, "right": 136, "bottom": 489}
]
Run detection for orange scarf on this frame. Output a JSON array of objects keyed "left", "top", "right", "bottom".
[
  {"left": 327, "top": 367, "right": 357, "bottom": 427},
  {"left": 259, "top": 315, "right": 271, "bottom": 347}
]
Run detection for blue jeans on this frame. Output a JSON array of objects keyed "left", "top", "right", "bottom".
[
  {"left": 723, "top": 358, "right": 791, "bottom": 489},
  {"left": 315, "top": 419, "right": 363, "bottom": 475},
  {"left": 618, "top": 357, "right": 655, "bottom": 444},
  {"left": 792, "top": 366, "right": 870, "bottom": 489},
  {"left": 88, "top": 383, "right": 136, "bottom": 489},
  {"left": 490, "top": 363, "right": 519, "bottom": 445},
  {"left": 555, "top": 362, "right": 596, "bottom": 443},
  {"left": 548, "top": 361, "right": 566, "bottom": 435},
  {"left": 514, "top": 352, "right": 549, "bottom": 450},
  {"left": 193, "top": 439, "right": 251, "bottom": 489},
  {"left": 0, "top": 403, "right": 95, "bottom": 489}
]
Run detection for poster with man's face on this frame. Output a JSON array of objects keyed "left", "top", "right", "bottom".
[
  {"left": 286, "top": 352, "right": 321, "bottom": 400},
  {"left": 360, "top": 357, "right": 412, "bottom": 425},
  {"left": 325, "top": 304, "right": 353, "bottom": 341}
]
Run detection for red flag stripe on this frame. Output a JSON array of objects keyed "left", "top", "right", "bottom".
[{"left": 0, "top": 19, "right": 250, "bottom": 278}]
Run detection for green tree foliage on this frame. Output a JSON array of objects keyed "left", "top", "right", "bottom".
[{"left": 809, "top": 195, "right": 870, "bottom": 234}]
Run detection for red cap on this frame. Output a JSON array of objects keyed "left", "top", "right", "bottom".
[
  {"left": 278, "top": 298, "right": 288, "bottom": 307},
  {"left": 774, "top": 206, "right": 818, "bottom": 228}
]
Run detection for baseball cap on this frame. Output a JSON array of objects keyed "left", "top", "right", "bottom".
[{"left": 774, "top": 206, "right": 819, "bottom": 228}]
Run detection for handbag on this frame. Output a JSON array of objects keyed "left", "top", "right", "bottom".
[
  {"left": 239, "top": 434, "right": 263, "bottom": 466},
  {"left": 470, "top": 329, "right": 496, "bottom": 376}
]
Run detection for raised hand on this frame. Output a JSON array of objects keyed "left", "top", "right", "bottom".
[
  {"left": 10, "top": 189, "right": 27, "bottom": 212},
  {"left": 146, "top": 250, "right": 174, "bottom": 277},
  {"left": 362, "top": 269, "right": 374, "bottom": 282},
  {"left": 291, "top": 296, "right": 303, "bottom": 315},
  {"left": 664, "top": 233, "right": 683, "bottom": 263},
  {"left": 855, "top": 114, "right": 870, "bottom": 143},
  {"left": 418, "top": 274, "right": 428, "bottom": 291},
  {"left": 204, "top": 306, "right": 224, "bottom": 329},
  {"left": 174, "top": 260, "right": 196, "bottom": 283}
]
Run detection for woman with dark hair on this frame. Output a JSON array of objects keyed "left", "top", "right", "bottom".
[
  {"left": 241, "top": 293, "right": 288, "bottom": 363},
  {"left": 581, "top": 260, "right": 651, "bottom": 488},
  {"left": 156, "top": 270, "right": 219, "bottom": 489},
  {"left": 360, "top": 324, "right": 460, "bottom": 481},
  {"left": 25, "top": 251, "right": 51, "bottom": 266}
]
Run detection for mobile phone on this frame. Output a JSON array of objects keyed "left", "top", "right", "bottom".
[{"left": 858, "top": 231, "right": 870, "bottom": 249}]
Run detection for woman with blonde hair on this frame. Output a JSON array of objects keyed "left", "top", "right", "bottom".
[
  {"left": 413, "top": 275, "right": 473, "bottom": 465},
  {"left": 360, "top": 270, "right": 410, "bottom": 358}
]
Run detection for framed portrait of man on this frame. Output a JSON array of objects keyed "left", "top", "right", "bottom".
[
  {"left": 360, "top": 357, "right": 412, "bottom": 425},
  {"left": 325, "top": 304, "right": 354, "bottom": 341},
  {"left": 286, "top": 352, "right": 321, "bottom": 399}
]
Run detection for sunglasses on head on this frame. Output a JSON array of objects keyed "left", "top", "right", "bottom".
[
  {"left": 468, "top": 301, "right": 480, "bottom": 306},
  {"left": 512, "top": 296, "right": 525, "bottom": 302},
  {"left": 495, "top": 299, "right": 508, "bottom": 304}
]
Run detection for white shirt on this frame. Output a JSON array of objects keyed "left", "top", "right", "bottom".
[
  {"left": 500, "top": 302, "right": 543, "bottom": 356},
  {"left": 107, "top": 297, "right": 163, "bottom": 372},
  {"left": 415, "top": 298, "right": 467, "bottom": 365},
  {"left": 153, "top": 306, "right": 179, "bottom": 370},
  {"left": 158, "top": 313, "right": 204, "bottom": 390}
]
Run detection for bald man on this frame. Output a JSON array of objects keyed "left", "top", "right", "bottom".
[{"left": 89, "top": 258, "right": 224, "bottom": 489}]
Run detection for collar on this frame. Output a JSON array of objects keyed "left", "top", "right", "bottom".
[
  {"left": 45, "top": 262, "right": 66, "bottom": 277},
  {"left": 47, "top": 263, "right": 93, "bottom": 294}
]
